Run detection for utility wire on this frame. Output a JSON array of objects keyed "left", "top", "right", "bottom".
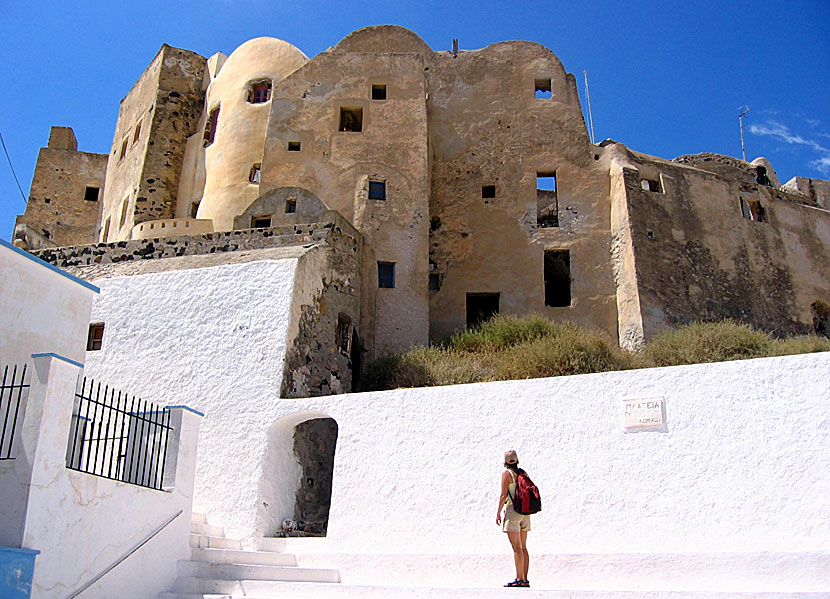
[{"left": 0, "top": 129, "right": 27, "bottom": 206}]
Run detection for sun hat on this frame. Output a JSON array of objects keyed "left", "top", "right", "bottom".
[{"left": 504, "top": 449, "right": 518, "bottom": 464}]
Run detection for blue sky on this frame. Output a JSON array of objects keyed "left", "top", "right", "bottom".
[{"left": 1, "top": 0, "right": 828, "bottom": 241}]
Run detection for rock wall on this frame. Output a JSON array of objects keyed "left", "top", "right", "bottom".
[{"left": 291, "top": 418, "right": 338, "bottom": 535}]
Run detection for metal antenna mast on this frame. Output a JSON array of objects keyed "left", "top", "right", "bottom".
[
  {"left": 584, "top": 70, "right": 596, "bottom": 144},
  {"left": 739, "top": 106, "right": 751, "bottom": 161}
]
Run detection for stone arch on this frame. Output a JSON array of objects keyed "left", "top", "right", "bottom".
[
  {"left": 257, "top": 411, "right": 339, "bottom": 539},
  {"left": 233, "top": 187, "right": 328, "bottom": 229}
]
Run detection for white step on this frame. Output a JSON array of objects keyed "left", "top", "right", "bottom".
[
  {"left": 159, "top": 594, "right": 229, "bottom": 599},
  {"left": 189, "top": 534, "right": 242, "bottom": 550},
  {"left": 190, "top": 522, "right": 224, "bottom": 536},
  {"left": 190, "top": 547, "right": 297, "bottom": 567},
  {"left": 177, "top": 560, "right": 338, "bottom": 582},
  {"left": 164, "top": 581, "right": 830, "bottom": 599},
  {"left": 191, "top": 512, "right": 207, "bottom": 524},
  {"left": 258, "top": 536, "right": 330, "bottom": 554}
]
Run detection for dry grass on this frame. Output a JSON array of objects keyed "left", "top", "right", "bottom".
[{"left": 358, "top": 316, "right": 830, "bottom": 392}]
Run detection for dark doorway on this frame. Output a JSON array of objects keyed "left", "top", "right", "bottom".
[
  {"left": 293, "top": 418, "right": 338, "bottom": 536},
  {"left": 544, "top": 250, "right": 571, "bottom": 307},
  {"left": 466, "top": 293, "right": 500, "bottom": 329},
  {"left": 349, "top": 330, "right": 362, "bottom": 391}
]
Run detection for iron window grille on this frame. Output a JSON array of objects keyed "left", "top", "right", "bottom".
[{"left": 0, "top": 364, "right": 29, "bottom": 460}]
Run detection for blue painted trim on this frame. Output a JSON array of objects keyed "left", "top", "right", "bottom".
[
  {"left": 1, "top": 238, "right": 100, "bottom": 294},
  {"left": 31, "top": 352, "right": 84, "bottom": 369},
  {"left": 0, "top": 547, "right": 40, "bottom": 556},
  {"left": 166, "top": 405, "right": 205, "bottom": 417}
]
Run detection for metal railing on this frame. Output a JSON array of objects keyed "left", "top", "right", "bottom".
[
  {"left": 1, "top": 364, "right": 29, "bottom": 459},
  {"left": 68, "top": 377, "right": 172, "bottom": 491}
]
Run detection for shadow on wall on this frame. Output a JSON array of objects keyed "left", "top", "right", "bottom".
[
  {"left": 233, "top": 187, "right": 328, "bottom": 229},
  {"left": 256, "top": 412, "right": 338, "bottom": 540}
]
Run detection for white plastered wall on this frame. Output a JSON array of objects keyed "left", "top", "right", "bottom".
[{"left": 83, "top": 257, "right": 300, "bottom": 544}]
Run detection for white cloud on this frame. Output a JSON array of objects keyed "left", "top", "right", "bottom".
[
  {"left": 749, "top": 120, "right": 828, "bottom": 154},
  {"left": 811, "top": 156, "right": 830, "bottom": 176}
]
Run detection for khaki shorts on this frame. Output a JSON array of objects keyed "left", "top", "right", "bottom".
[{"left": 502, "top": 504, "right": 531, "bottom": 533}]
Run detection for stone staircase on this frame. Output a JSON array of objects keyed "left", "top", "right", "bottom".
[{"left": 159, "top": 513, "right": 340, "bottom": 599}]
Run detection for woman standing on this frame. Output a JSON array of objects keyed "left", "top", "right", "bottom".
[{"left": 496, "top": 449, "right": 530, "bottom": 587}]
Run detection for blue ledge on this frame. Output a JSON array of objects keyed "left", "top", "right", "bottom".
[
  {"left": 0, "top": 547, "right": 40, "bottom": 556},
  {"left": 31, "top": 352, "right": 84, "bottom": 369},
  {"left": 166, "top": 405, "right": 205, "bottom": 417},
  {"left": 1, "top": 238, "right": 100, "bottom": 294}
]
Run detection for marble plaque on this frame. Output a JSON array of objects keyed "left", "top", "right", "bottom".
[{"left": 623, "top": 397, "right": 664, "bottom": 430}]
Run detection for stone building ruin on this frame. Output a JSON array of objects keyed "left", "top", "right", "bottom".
[{"left": 12, "top": 26, "right": 830, "bottom": 395}]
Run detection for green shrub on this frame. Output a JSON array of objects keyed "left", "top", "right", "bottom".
[
  {"left": 772, "top": 334, "right": 830, "bottom": 356},
  {"left": 450, "top": 314, "right": 559, "bottom": 352},
  {"left": 642, "top": 320, "right": 774, "bottom": 366}
]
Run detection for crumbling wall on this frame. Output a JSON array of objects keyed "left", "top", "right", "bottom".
[
  {"left": 14, "top": 127, "right": 107, "bottom": 247},
  {"left": 427, "top": 41, "right": 617, "bottom": 342},
  {"left": 281, "top": 215, "right": 363, "bottom": 397},
  {"left": 620, "top": 146, "right": 830, "bottom": 338},
  {"left": 100, "top": 45, "right": 206, "bottom": 242}
]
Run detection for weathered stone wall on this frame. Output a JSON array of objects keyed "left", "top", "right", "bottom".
[
  {"left": 14, "top": 127, "right": 107, "bottom": 247},
  {"left": 782, "top": 176, "right": 830, "bottom": 210},
  {"left": 617, "top": 145, "right": 830, "bottom": 338},
  {"left": 291, "top": 418, "right": 338, "bottom": 535},
  {"left": 427, "top": 41, "right": 617, "bottom": 342},
  {"left": 100, "top": 45, "right": 206, "bottom": 242},
  {"left": 262, "top": 26, "right": 431, "bottom": 356}
]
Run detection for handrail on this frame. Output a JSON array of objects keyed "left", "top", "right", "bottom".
[{"left": 65, "top": 509, "right": 183, "bottom": 599}]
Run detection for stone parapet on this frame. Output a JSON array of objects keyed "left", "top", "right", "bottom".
[{"left": 32, "top": 211, "right": 361, "bottom": 271}]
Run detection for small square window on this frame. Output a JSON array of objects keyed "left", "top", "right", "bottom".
[
  {"left": 641, "top": 178, "right": 662, "bottom": 193},
  {"left": 87, "top": 323, "right": 105, "bottom": 351},
  {"left": 368, "top": 180, "right": 386, "bottom": 200},
  {"left": 429, "top": 273, "right": 441, "bottom": 292},
  {"left": 372, "top": 84, "right": 387, "bottom": 100},
  {"left": 248, "top": 81, "right": 272, "bottom": 104},
  {"left": 252, "top": 215, "right": 272, "bottom": 228},
  {"left": 481, "top": 185, "right": 496, "bottom": 199},
  {"left": 285, "top": 198, "right": 297, "bottom": 213},
  {"left": 378, "top": 262, "right": 395, "bottom": 288},
  {"left": 249, "top": 163, "right": 261, "bottom": 184},
  {"left": 288, "top": 141, "right": 301, "bottom": 152},
  {"left": 339, "top": 107, "right": 363, "bottom": 132},
  {"left": 84, "top": 186, "right": 99, "bottom": 202},
  {"left": 535, "top": 79, "right": 552, "bottom": 99}
]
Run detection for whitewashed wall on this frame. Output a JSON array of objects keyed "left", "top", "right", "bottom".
[
  {"left": 258, "top": 353, "right": 830, "bottom": 553},
  {"left": 83, "top": 257, "right": 300, "bottom": 543},
  {"left": 0, "top": 239, "right": 98, "bottom": 368}
]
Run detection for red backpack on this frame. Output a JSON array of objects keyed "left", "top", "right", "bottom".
[{"left": 511, "top": 470, "right": 542, "bottom": 515}]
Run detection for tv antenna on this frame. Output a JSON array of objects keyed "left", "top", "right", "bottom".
[
  {"left": 738, "top": 106, "right": 751, "bottom": 161},
  {"left": 584, "top": 70, "right": 596, "bottom": 144}
]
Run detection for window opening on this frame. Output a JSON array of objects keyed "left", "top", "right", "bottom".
[
  {"left": 534, "top": 79, "right": 552, "bottom": 99},
  {"left": 204, "top": 106, "right": 220, "bottom": 145},
  {"left": 368, "top": 180, "right": 386, "bottom": 200},
  {"left": 248, "top": 81, "right": 272, "bottom": 104},
  {"left": 336, "top": 313, "right": 352, "bottom": 355},
  {"left": 101, "top": 218, "right": 111, "bottom": 242},
  {"left": 119, "top": 138, "right": 128, "bottom": 160},
  {"left": 466, "top": 293, "right": 499, "bottom": 329},
  {"left": 740, "top": 198, "right": 766, "bottom": 222},
  {"left": 133, "top": 121, "right": 142, "bottom": 145},
  {"left": 119, "top": 198, "right": 129, "bottom": 228},
  {"left": 190, "top": 200, "right": 200, "bottom": 219},
  {"left": 249, "top": 163, "right": 261, "bottom": 184},
  {"left": 87, "top": 323, "right": 105, "bottom": 351},
  {"left": 756, "top": 166, "right": 772, "bottom": 186},
  {"left": 285, "top": 198, "right": 297, "bottom": 213},
  {"left": 371, "top": 84, "right": 387, "bottom": 100},
  {"left": 252, "top": 215, "right": 272, "bottom": 228},
  {"left": 288, "top": 141, "right": 301, "bottom": 152},
  {"left": 339, "top": 107, "right": 363, "bottom": 132},
  {"left": 377, "top": 262, "right": 395, "bottom": 288},
  {"left": 481, "top": 185, "right": 496, "bottom": 199},
  {"left": 429, "top": 273, "right": 441, "bottom": 292},
  {"left": 641, "top": 178, "right": 662, "bottom": 193},
  {"left": 536, "top": 171, "right": 558, "bottom": 227},
  {"left": 84, "top": 186, "right": 99, "bottom": 202},
  {"left": 544, "top": 250, "right": 571, "bottom": 307}
]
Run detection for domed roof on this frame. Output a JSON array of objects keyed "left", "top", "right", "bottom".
[
  {"left": 219, "top": 37, "right": 308, "bottom": 82},
  {"left": 333, "top": 25, "right": 432, "bottom": 55}
]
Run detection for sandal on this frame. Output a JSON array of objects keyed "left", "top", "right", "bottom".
[
  {"left": 519, "top": 580, "right": 530, "bottom": 587},
  {"left": 504, "top": 579, "right": 523, "bottom": 587}
]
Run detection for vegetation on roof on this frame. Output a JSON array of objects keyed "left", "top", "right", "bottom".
[{"left": 357, "top": 315, "right": 830, "bottom": 392}]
